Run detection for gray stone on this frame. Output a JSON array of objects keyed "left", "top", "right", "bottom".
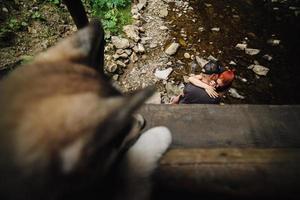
[
  {"left": 248, "top": 64, "right": 270, "bottom": 76},
  {"left": 130, "top": 52, "right": 139, "bottom": 63},
  {"left": 154, "top": 67, "right": 173, "bottom": 80},
  {"left": 111, "top": 36, "right": 130, "bottom": 49},
  {"left": 235, "top": 43, "right": 247, "bottom": 50},
  {"left": 116, "top": 60, "right": 126, "bottom": 68},
  {"left": 165, "top": 43, "right": 180, "bottom": 55},
  {"left": 184, "top": 53, "right": 191, "bottom": 59},
  {"left": 116, "top": 49, "right": 125, "bottom": 55},
  {"left": 106, "top": 62, "right": 118, "bottom": 73},
  {"left": 229, "top": 88, "right": 245, "bottom": 99},
  {"left": 2, "top": 7, "right": 8, "bottom": 12},
  {"left": 123, "top": 25, "right": 140, "bottom": 42},
  {"left": 263, "top": 54, "right": 273, "bottom": 61},
  {"left": 124, "top": 49, "right": 132, "bottom": 56},
  {"left": 208, "top": 55, "right": 218, "bottom": 62},
  {"left": 245, "top": 48, "right": 260, "bottom": 55},
  {"left": 150, "top": 43, "right": 158, "bottom": 48},
  {"left": 159, "top": 26, "right": 168, "bottom": 30},
  {"left": 211, "top": 27, "right": 220, "bottom": 32},
  {"left": 159, "top": 8, "right": 169, "bottom": 18},
  {"left": 196, "top": 56, "right": 209, "bottom": 68}
]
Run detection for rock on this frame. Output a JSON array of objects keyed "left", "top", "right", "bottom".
[
  {"left": 138, "top": 43, "right": 145, "bottom": 53},
  {"left": 149, "top": 43, "right": 158, "bottom": 48},
  {"left": 236, "top": 75, "right": 248, "bottom": 83},
  {"left": 267, "top": 39, "right": 280, "bottom": 46},
  {"left": 132, "top": 14, "right": 140, "bottom": 20},
  {"left": 137, "top": 0, "right": 147, "bottom": 10},
  {"left": 111, "top": 36, "right": 130, "bottom": 49},
  {"left": 159, "top": 8, "right": 168, "bottom": 18},
  {"left": 245, "top": 48, "right": 260, "bottom": 55},
  {"left": 28, "top": 27, "right": 37, "bottom": 34},
  {"left": 116, "top": 49, "right": 125, "bottom": 55},
  {"left": 123, "top": 25, "right": 140, "bottom": 42},
  {"left": 208, "top": 55, "right": 218, "bottom": 62},
  {"left": 165, "top": 43, "right": 180, "bottom": 55},
  {"left": 204, "top": 3, "right": 212, "bottom": 7},
  {"left": 229, "top": 61, "right": 237, "bottom": 65},
  {"left": 211, "top": 27, "right": 220, "bottom": 32},
  {"left": 248, "top": 64, "right": 270, "bottom": 76},
  {"left": 106, "top": 62, "right": 118, "bottom": 73},
  {"left": 2, "top": 7, "right": 8, "bottom": 12},
  {"left": 116, "top": 60, "right": 126, "bottom": 68},
  {"left": 124, "top": 49, "right": 132, "bottom": 56},
  {"left": 235, "top": 43, "right": 247, "bottom": 50},
  {"left": 154, "top": 67, "right": 173, "bottom": 80},
  {"left": 159, "top": 26, "right": 168, "bottom": 30},
  {"left": 119, "top": 53, "right": 129, "bottom": 59},
  {"left": 133, "top": 43, "right": 145, "bottom": 53},
  {"left": 112, "top": 74, "right": 119, "bottom": 81},
  {"left": 138, "top": 26, "right": 145, "bottom": 33},
  {"left": 130, "top": 52, "right": 138, "bottom": 63},
  {"left": 196, "top": 56, "right": 209, "bottom": 67},
  {"left": 113, "top": 54, "right": 120, "bottom": 60},
  {"left": 131, "top": 6, "right": 139, "bottom": 15},
  {"left": 146, "top": 92, "right": 161, "bottom": 104},
  {"left": 263, "top": 54, "right": 273, "bottom": 61},
  {"left": 198, "top": 27, "right": 205, "bottom": 32},
  {"left": 184, "top": 53, "right": 191, "bottom": 59},
  {"left": 229, "top": 88, "right": 245, "bottom": 99}
]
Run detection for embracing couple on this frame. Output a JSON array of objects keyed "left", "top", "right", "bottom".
[{"left": 171, "top": 61, "right": 235, "bottom": 104}]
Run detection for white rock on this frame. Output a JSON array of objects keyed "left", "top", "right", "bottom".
[
  {"left": 116, "top": 49, "right": 125, "bottom": 55},
  {"left": 146, "top": 92, "right": 161, "bottom": 104},
  {"left": 106, "top": 63, "right": 118, "bottom": 73},
  {"left": 229, "top": 61, "right": 237, "bottom": 65},
  {"left": 245, "top": 48, "right": 260, "bottom": 55},
  {"left": 165, "top": 43, "right": 180, "bottom": 55},
  {"left": 248, "top": 64, "right": 270, "bottom": 76},
  {"left": 2, "top": 7, "right": 8, "bottom": 12},
  {"left": 267, "top": 39, "right": 280, "bottom": 46},
  {"left": 184, "top": 53, "right": 191, "bottom": 59},
  {"left": 196, "top": 56, "right": 209, "bottom": 67},
  {"left": 211, "top": 27, "right": 220, "bottom": 32},
  {"left": 198, "top": 27, "right": 205, "bottom": 32},
  {"left": 149, "top": 43, "right": 158, "bottom": 48},
  {"left": 130, "top": 52, "right": 138, "bottom": 63},
  {"left": 235, "top": 43, "right": 247, "bottom": 50},
  {"left": 138, "top": 43, "right": 145, "bottom": 53},
  {"left": 159, "top": 26, "right": 168, "bottom": 30},
  {"left": 229, "top": 88, "right": 245, "bottom": 99},
  {"left": 124, "top": 49, "right": 132, "bottom": 55},
  {"left": 159, "top": 8, "right": 168, "bottom": 18},
  {"left": 154, "top": 68, "right": 173, "bottom": 80},
  {"left": 208, "top": 55, "right": 218, "bottom": 61},
  {"left": 123, "top": 25, "right": 140, "bottom": 42},
  {"left": 263, "top": 54, "right": 273, "bottom": 61},
  {"left": 116, "top": 60, "right": 126, "bottom": 68},
  {"left": 111, "top": 36, "right": 130, "bottom": 49}
]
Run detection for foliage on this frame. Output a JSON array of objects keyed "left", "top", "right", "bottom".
[
  {"left": 47, "top": 0, "right": 61, "bottom": 5},
  {"left": 89, "top": 0, "right": 132, "bottom": 34}
]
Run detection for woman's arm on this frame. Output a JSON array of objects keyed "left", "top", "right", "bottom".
[{"left": 188, "top": 76, "right": 219, "bottom": 98}]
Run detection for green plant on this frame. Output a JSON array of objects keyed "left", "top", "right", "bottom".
[
  {"left": 89, "top": 0, "right": 132, "bottom": 34},
  {"left": 48, "top": 0, "right": 61, "bottom": 5}
]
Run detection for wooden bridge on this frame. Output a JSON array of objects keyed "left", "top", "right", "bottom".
[{"left": 140, "top": 105, "right": 300, "bottom": 199}]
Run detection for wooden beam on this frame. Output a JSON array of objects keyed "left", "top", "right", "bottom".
[{"left": 155, "top": 148, "right": 300, "bottom": 199}]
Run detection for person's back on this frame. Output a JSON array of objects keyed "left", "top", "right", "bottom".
[{"left": 179, "top": 83, "right": 221, "bottom": 104}]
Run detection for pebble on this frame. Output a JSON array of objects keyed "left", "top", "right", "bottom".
[
  {"left": 235, "top": 43, "right": 247, "bottom": 50},
  {"left": 154, "top": 67, "right": 173, "bottom": 80},
  {"left": 184, "top": 53, "right": 191, "bottom": 59},
  {"left": 267, "top": 39, "right": 281, "bottom": 46},
  {"left": 263, "top": 54, "right": 273, "bottom": 61},
  {"left": 248, "top": 64, "right": 270, "bottom": 76},
  {"left": 245, "top": 48, "right": 260, "bottom": 55},
  {"left": 165, "top": 42, "right": 180, "bottom": 55},
  {"left": 229, "top": 88, "right": 245, "bottom": 99},
  {"left": 211, "top": 27, "right": 220, "bottom": 32}
]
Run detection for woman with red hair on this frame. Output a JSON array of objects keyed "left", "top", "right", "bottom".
[{"left": 171, "top": 65, "right": 235, "bottom": 104}]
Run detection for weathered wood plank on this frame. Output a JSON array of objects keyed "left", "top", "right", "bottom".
[
  {"left": 140, "top": 105, "right": 300, "bottom": 148},
  {"left": 155, "top": 148, "right": 300, "bottom": 199}
]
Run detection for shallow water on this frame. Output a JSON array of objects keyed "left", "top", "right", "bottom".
[{"left": 166, "top": 0, "right": 300, "bottom": 104}]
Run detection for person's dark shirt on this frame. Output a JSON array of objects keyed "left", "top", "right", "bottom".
[{"left": 179, "top": 83, "right": 221, "bottom": 104}]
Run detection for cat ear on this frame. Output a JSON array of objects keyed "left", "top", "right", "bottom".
[
  {"left": 90, "top": 86, "right": 155, "bottom": 150},
  {"left": 33, "top": 20, "right": 105, "bottom": 74}
]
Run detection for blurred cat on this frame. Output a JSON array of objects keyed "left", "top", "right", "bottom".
[{"left": 0, "top": 21, "right": 171, "bottom": 200}]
